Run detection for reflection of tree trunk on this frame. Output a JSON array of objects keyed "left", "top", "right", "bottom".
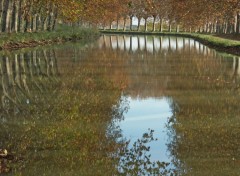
[
  {"left": 5, "top": 56, "right": 14, "bottom": 86},
  {"left": 49, "top": 50, "right": 54, "bottom": 75},
  {"left": 37, "top": 51, "right": 44, "bottom": 75},
  {"left": 14, "top": 54, "right": 21, "bottom": 88},
  {"left": 43, "top": 50, "right": 49, "bottom": 76},
  {"left": 168, "top": 37, "right": 171, "bottom": 51},
  {"left": 188, "top": 38, "right": 191, "bottom": 53},
  {"left": 159, "top": 37, "right": 162, "bottom": 51},
  {"left": 153, "top": 37, "right": 155, "bottom": 53},
  {"left": 144, "top": 36, "right": 147, "bottom": 52},
  {"left": 29, "top": 51, "right": 43, "bottom": 92},
  {"left": 1, "top": 56, "right": 19, "bottom": 110},
  {"left": 116, "top": 35, "right": 119, "bottom": 50},
  {"left": 33, "top": 51, "right": 39, "bottom": 76},
  {"left": 103, "top": 35, "right": 106, "bottom": 49},
  {"left": 183, "top": 38, "right": 186, "bottom": 51},
  {"left": 52, "top": 49, "right": 59, "bottom": 75},
  {"left": 232, "top": 57, "right": 239, "bottom": 84},
  {"left": 137, "top": 36, "right": 140, "bottom": 51},
  {"left": 28, "top": 52, "right": 33, "bottom": 78},
  {"left": 194, "top": 41, "right": 196, "bottom": 51},
  {"left": 176, "top": 38, "right": 178, "bottom": 51},
  {"left": 129, "top": 36, "right": 132, "bottom": 53},
  {"left": 20, "top": 54, "right": 29, "bottom": 93},
  {"left": 110, "top": 36, "right": 113, "bottom": 50},
  {"left": 123, "top": 35, "right": 126, "bottom": 51}
]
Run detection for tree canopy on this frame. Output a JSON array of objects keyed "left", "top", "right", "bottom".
[{"left": 0, "top": 0, "right": 239, "bottom": 33}]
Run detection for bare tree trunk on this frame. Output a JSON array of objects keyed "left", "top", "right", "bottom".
[
  {"left": 41, "top": 16, "right": 47, "bottom": 31},
  {"left": 116, "top": 15, "right": 119, "bottom": 30},
  {"left": 137, "top": 17, "right": 141, "bottom": 31},
  {"left": 24, "top": 16, "right": 29, "bottom": 32},
  {"left": 0, "top": 0, "right": 4, "bottom": 32},
  {"left": 236, "top": 13, "right": 240, "bottom": 34},
  {"left": 27, "top": 1, "right": 33, "bottom": 32},
  {"left": 51, "top": 7, "right": 58, "bottom": 31},
  {"left": 159, "top": 17, "right": 163, "bottom": 32},
  {"left": 109, "top": 21, "right": 112, "bottom": 30},
  {"left": 1, "top": 0, "right": 10, "bottom": 32},
  {"left": 103, "top": 22, "right": 106, "bottom": 30},
  {"left": 209, "top": 23, "right": 212, "bottom": 33},
  {"left": 168, "top": 21, "right": 171, "bottom": 32},
  {"left": 6, "top": 0, "right": 14, "bottom": 33},
  {"left": 10, "top": 0, "right": 16, "bottom": 32},
  {"left": 144, "top": 17, "right": 147, "bottom": 32},
  {"left": 130, "top": 15, "right": 133, "bottom": 31},
  {"left": 176, "top": 24, "right": 179, "bottom": 32},
  {"left": 123, "top": 17, "right": 127, "bottom": 31},
  {"left": 16, "top": 0, "right": 21, "bottom": 32},
  {"left": 152, "top": 16, "right": 156, "bottom": 32},
  {"left": 47, "top": 2, "right": 53, "bottom": 31},
  {"left": 13, "top": 0, "right": 20, "bottom": 32}
]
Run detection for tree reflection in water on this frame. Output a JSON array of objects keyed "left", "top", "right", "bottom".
[
  {"left": 0, "top": 35, "right": 240, "bottom": 175},
  {"left": 101, "top": 35, "right": 240, "bottom": 175}
]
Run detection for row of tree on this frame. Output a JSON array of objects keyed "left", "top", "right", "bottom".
[
  {"left": 0, "top": 0, "right": 59, "bottom": 33},
  {"left": 0, "top": 0, "right": 239, "bottom": 34},
  {"left": 101, "top": 0, "right": 240, "bottom": 34}
]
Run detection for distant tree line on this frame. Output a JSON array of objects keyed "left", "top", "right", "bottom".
[{"left": 94, "top": 0, "right": 240, "bottom": 34}]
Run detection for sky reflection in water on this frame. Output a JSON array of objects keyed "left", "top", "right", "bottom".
[{"left": 119, "top": 97, "right": 173, "bottom": 162}]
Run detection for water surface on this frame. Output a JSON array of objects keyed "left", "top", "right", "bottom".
[{"left": 0, "top": 35, "right": 240, "bottom": 175}]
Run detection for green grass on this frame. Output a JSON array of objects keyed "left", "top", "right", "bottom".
[{"left": 0, "top": 25, "right": 100, "bottom": 49}]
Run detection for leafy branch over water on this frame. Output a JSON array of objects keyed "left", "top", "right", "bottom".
[{"left": 117, "top": 129, "right": 173, "bottom": 176}]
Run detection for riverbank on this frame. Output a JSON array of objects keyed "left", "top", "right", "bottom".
[
  {"left": 100, "top": 30, "right": 240, "bottom": 56},
  {"left": 1, "top": 28, "right": 240, "bottom": 56},
  {"left": 0, "top": 26, "right": 100, "bottom": 50}
]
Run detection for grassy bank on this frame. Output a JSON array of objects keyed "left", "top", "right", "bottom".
[
  {"left": 0, "top": 25, "right": 100, "bottom": 50},
  {"left": 100, "top": 30, "right": 240, "bottom": 56}
]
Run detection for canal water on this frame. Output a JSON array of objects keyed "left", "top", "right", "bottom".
[{"left": 0, "top": 35, "right": 240, "bottom": 175}]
